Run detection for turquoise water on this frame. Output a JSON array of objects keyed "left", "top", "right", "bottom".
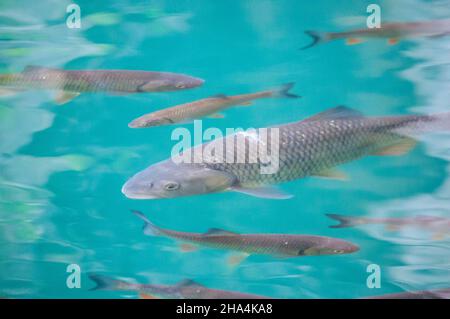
[{"left": 1, "top": 0, "right": 450, "bottom": 299}]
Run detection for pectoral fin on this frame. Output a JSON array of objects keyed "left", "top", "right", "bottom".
[
  {"left": 0, "top": 88, "right": 22, "bottom": 97},
  {"left": 227, "top": 253, "right": 250, "bottom": 267},
  {"left": 179, "top": 243, "right": 198, "bottom": 252},
  {"left": 55, "top": 91, "right": 80, "bottom": 105},
  {"left": 313, "top": 168, "right": 348, "bottom": 181},
  {"left": 207, "top": 113, "right": 225, "bottom": 119},
  {"left": 139, "top": 293, "right": 158, "bottom": 299},
  {"left": 432, "top": 232, "right": 447, "bottom": 241},
  {"left": 346, "top": 38, "right": 363, "bottom": 45},
  {"left": 385, "top": 224, "right": 400, "bottom": 232},
  {"left": 230, "top": 185, "right": 293, "bottom": 199},
  {"left": 388, "top": 38, "right": 400, "bottom": 45},
  {"left": 372, "top": 138, "right": 417, "bottom": 156}
]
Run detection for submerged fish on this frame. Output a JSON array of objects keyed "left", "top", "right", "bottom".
[
  {"left": 0, "top": 66, "right": 204, "bottom": 104},
  {"left": 133, "top": 210, "right": 359, "bottom": 257},
  {"left": 327, "top": 214, "right": 450, "bottom": 240},
  {"left": 89, "top": 274, "right": 269, "bottom": 299},
  {"left": 301, "top": 19, "right": 450, "bottom": 49},
  {"left": 122, "top": 106, "right": 450, "bottom": 200},
  {"left": 364, "top": 288, "right": 450, "bottom": 299},
  {"left": 128, "top": 83, "right": 299, "bottom": 128}
]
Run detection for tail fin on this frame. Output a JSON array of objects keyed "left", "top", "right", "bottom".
[
  {"left": 395, "top": 112, "right": 450, "bottom": 136},
  {"left": 131, "top": 210, "right": 163, "bottom": 236},
  {"left": 271, "top": 82, "right": 300, "bottom": 99},
  {"left": 300, "top": 31, "right": 329, "bottom": 50},
  {"left": 428, "top": 112, "right": 450, "bottom": 131},
  {"left": 326, "top": 214, "right": 367, "bottom": 228},
  {"left": 88, "top": 273, "right": 136, "bottom": 291}
]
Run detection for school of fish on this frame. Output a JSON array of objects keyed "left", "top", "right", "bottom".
[{"left": 2, "top": 17, "right": 448, "bottom": 300}]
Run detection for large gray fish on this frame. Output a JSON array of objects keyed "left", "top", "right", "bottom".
[
  {"left": 133, "top": 210, "right": 359, "bottom": 257},
  {"left": 327, "top": 214, "right": 450, "bottom": 240},
  {"left": 301, "top": 19, "right": 450, "bottom": 49},
  {"left": 89, "top": 274, "right": 270, "bottom": 299},
  {"left": 128, "top": 83, "right": 299, "bottom": 128},
  {"left": 0, "top": 65, "right": 204, "bottom": 104},
  {"left": 122, "top": 106, "right": 450, "bottom": 200},
  {"left": 363, "top": 288, "right": 450, "bottom": 299}
]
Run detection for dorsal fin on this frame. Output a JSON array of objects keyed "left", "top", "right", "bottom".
[
  {"left": 204, "top": 228, "right": 238, "bottom": 236},
  {"left": 210, "top": 94, "right": 229, "bottom": 99},
  {"left": 176, "top": 279, "right": 203, "bottom": 288},
  {"left": 23, "top": 65, "right": 58, "bottom": 73},
  {"left": 304, "top": 106, "right": 364, "bottom": 122}
]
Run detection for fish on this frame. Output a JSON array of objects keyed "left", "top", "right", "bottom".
[
  {"left": 132, "top": 210, "right": 359, "bottom": 257},
  {"left": 128, "top": 83, "right": 299, "bottom": 128},
  {"left": 364, "top": 288, "right": 450, "bottom": 299},
  {"left": 122, "top": 106, "right": 450, "bottom": 200},
  {"left": 327, "top": 213, "right": 450, "bottom": 240},
  {"left": 88, "top": 274, "right": 270, "bottom": 299},
  {"left": 0, "top": 65, "right": 204, "bottom": 104},
  {"left": 301, "top": 19, "right": 450, "bottom": 49}
]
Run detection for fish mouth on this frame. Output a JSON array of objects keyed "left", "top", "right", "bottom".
[
  {"left": 347, "top": 244, "right": 360, "bottom": 253},
  {"left": 187, "top": 77, "right": 204, "bottom": 88},
  {"left": 121, "top": 183, "right": 158, "bottom": 199},
  {"left": 128, "top": 120, "right": 145, "bottom": 128},
  {"left": 193, "top": 77, "right": 204, "bottom": 85}
]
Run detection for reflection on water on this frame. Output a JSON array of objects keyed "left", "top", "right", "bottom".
[
  {"left": 0, "top": 0, "right": 449, "bottom": 298},
  {"left": 363, "top": 21, "right": 450, "bottom": 291}
]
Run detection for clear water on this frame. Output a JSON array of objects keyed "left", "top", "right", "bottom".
[{"left": 1, "top": 0, "right": 449, "bottom": 299}]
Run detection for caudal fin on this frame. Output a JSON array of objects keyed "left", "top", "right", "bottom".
[
  {"left": 300, "top": 31, "right": 329, "bottom": 50},
  {"left": 271, "top": 82, "right": 300, "bottom": 99},
  {"left": 131, "top": 210, "right": 163, "bottom": 236},
  {"left": 326, "top": 214, "right": 367, "bottom": 228},
  {"left": 88, "top": 273, "right": 136, "bottom": 291},
  {"left": 395, "top": 112, "right": 450, "bottom": 136},
  {"left": 428, "top": 112, "right": 450, "bottom": 131}
]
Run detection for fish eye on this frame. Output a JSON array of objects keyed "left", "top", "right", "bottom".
[
  {"left": 333, "top": 249, "right": 345, "bottom": 254},
  {"left": 164, "top": 182, "right": 180, "bottom": 191},
  {"left": 175, "top": 83, "right": 186, "bottom": 88}
]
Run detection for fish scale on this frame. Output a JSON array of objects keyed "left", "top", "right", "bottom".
[
  {"left": 122, "top": 106, "right": 447, "bottom": 200},
  {"left": 0, "top": 66, "right": 203, "bottom": 99},
  {"left": 132, "top": 210, "right": 358, "bottom": 257},
  {"left": 201, "top": 113, "right": 429, "bottom": 187},
  {"left": 127, "top": 83, "right": 299, "bottom": 128}
]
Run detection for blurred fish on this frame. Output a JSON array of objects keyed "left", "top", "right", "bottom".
[
  {"left": 89, "top": 274, "right": 269, "bottom": 299},
  {"left": 301, "top": 19, "right": 450, "bottom": 49},
  {"left": 327, "top": 214, "right": 450, "bottom": 240},
  {"left": 122, "top": 106, "right": 450, "bottom": 200},
  {"left": 128, "top": 83, "right": 299, "bottom": 128},
  {"left": 133, "top": 210, "right": 359, "bottom": 258},
  {"left": 0, "top": 66, "right": 204, "bottom": 104},
  {"left": 364, "top": 288, "right": 450, "bottom": 299}
]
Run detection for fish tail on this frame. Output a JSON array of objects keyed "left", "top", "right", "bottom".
[
  {"left": 396, "top": 112, "right": 450, "bottom": 135},
  {"left": 300, "top": 30, "right": 330, "bottom": 50},
  {"left": 428, "top": 112, "right": 450, "bottom": 131},
  {"left": 88, "top": 273, "right": 137, "bottom": 291},
  {"left": 131, "top": 210, "right": 163, "bottom": 236},
  {"left": 0, "top": 74, "right": 8, "bottom": 85},
  {"left": 326, "top": 214, "right": 367, "bottom": 228},
  {"left": 271, "top": 82, "right": 300, "bottom": 99}
]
